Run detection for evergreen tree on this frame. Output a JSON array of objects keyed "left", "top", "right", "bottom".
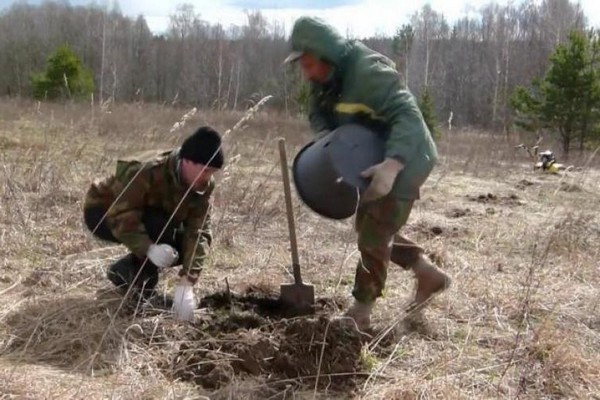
[
  {"left": 511, "top": 30, "right": 600, "bottom": 156},
  {"left": 31, "top": 44, "right": 95, "bottom": 100},
  {"left": 419, "top": 87, "right": 440, "bottom": 140}
]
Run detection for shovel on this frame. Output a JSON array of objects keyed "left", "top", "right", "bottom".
[{"left": 277, "top": 137, "right": 315, "bottom": 310}]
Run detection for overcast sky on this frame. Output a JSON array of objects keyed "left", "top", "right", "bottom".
[{"left": 1, "top": 0, "right": 599, "bottom": 38}]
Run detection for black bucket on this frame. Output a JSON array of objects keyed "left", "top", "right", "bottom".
[{"left": 292, "top": 124, "right": 385, "bottom": 220}]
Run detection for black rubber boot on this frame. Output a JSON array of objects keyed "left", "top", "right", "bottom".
[{"left": 107, "top": 253, "right": 159, "bottom": 300}]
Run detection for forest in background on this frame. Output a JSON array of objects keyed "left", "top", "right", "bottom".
[{"left": 0, "top": 0, "right": 597, "bottom": 141}]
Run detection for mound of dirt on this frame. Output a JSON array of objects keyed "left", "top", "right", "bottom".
[
  {"left": 445, "top": 207, "right": 473, "bottom": 219},
  {"left": 516, "top": 179, "right": 535, "bottom": 190},
  {"left": 407, "top": 221, "right": 466, "bottom": 239},
  {"left": 169, "top": 286, "right": 366, "bottom": 391},
  {"left": 466, "top": 192, "right": 525, "bottom": 206},
  {"left": 198, "top": 284, "right": 344, "bottom": 320},
  {"left": 559, "top": 182, "right": 583, "bottom": 192},
  {"left": 173, "top": 315, "right": 366, "bottom": 391}
]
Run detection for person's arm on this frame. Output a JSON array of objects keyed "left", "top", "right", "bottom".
[
  {"left": 178, "top": 182, "right": 214, "bottom": 285},
  {"left": 172, "top": 183, "right": 214, "bottom": 322},
  {"left": 359, "top": 61, "right": 428, "bottom": 165},
  {"left": 344, "top": 57, "right": 430, "bottom": 201}
]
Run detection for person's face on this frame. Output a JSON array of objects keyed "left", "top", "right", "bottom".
[
  {"left": 299, "top": 53, "right": 331, "bottom": 84},
  {"left": 181, "top": 159, "right": 218, "bottom": 191}
]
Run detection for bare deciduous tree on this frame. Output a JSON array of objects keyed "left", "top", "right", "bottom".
[{"left": 0, "top": 0, "right": 592, "bottom": 132}]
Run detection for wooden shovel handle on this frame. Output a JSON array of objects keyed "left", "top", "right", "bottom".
[{"left": 278, "top": 138, "right": 302, "bottom": 284}]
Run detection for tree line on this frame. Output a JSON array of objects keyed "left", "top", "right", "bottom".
[{"left": 1, "top": 0, "right": 598, "bottom": 154}]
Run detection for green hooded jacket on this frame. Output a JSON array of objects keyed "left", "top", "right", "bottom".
[{"left": 288, "top": 16, "right": 438, "bottom": 200}]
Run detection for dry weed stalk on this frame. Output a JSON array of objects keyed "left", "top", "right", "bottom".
[{"left": 168, "top": 107, "right": 197, "bottom": 134}]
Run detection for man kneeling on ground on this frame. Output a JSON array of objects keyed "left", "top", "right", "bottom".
[{"left": 82, "top": 126, "right": 224, "bottom": 321}]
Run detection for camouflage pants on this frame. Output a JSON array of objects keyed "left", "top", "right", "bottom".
[{"left": 352, "top": 195, "right": 424, "bottom": 303}]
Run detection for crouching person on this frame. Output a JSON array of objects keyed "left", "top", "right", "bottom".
[{"left": 82, "top": 126, "right": 224, "bottom": 321}]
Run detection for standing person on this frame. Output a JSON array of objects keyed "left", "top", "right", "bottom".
[
  {"left": 284, "top": 16, "right": 451, "bottom": 330},
  {"left": 83, "top": 126, "right": 224, "bottom": 321}
]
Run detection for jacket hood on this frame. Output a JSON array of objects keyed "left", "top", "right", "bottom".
[{"left": 288, "top": 16, "right": 349, "bottom": 66}]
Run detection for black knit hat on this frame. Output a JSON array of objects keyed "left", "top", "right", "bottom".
[{"left": 179, "top": 126, "right": 224, "bottom": 169}]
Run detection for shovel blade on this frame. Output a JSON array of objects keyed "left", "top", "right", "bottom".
[{"left": 279, "top": 283, "right": 315, "bottom": 309}]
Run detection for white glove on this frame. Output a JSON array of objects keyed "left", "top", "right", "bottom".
[
  {"left": 172, "top": 278, "right": 197, "bottom": 321},
  {"left": 146, "top": 243, "right": 178, "bottom": 268}
]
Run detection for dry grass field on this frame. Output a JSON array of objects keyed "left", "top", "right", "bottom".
[{"left": 0, "top": 98, "right": 599, "bottom": 399}]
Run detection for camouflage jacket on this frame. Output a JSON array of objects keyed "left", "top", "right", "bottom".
[{"left": 84, "top": 148, "right": 213, "bottom": 282}]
